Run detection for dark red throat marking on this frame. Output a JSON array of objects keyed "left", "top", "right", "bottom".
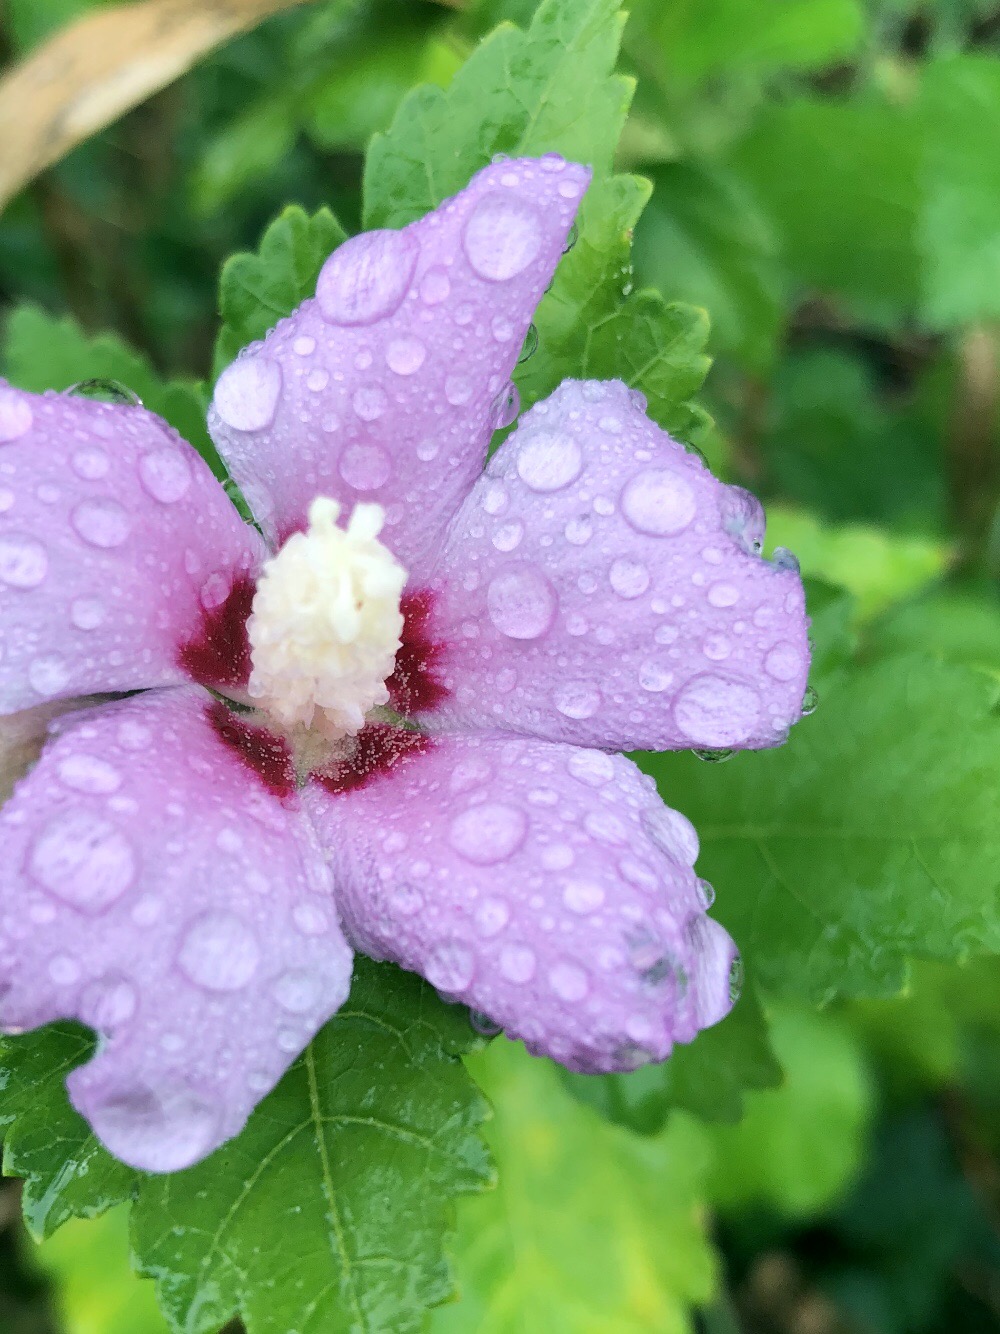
[
  {"left": 387, "top": 588, "right": 449, "bottom": 716},
  {"left": 208, "top": 700, "right": 296, "bottom": 799},
  {"left": 314, "top": 724, "right": 431, "bottom": 796},
  {"left": 179, "top": 573, "right": 256, "bottom": 690}
]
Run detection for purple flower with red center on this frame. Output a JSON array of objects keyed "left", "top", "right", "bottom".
[{"left": 0, "top": 157, "right": 809, "bottom": 1173}]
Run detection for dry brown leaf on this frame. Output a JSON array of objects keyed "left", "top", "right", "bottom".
[{"left": 0, "top": 0, "right": 315, "bottom": 212}]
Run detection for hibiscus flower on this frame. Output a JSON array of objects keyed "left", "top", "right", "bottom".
[{"left": 0, "top": 156, "right": 809, "bottom": 1172}]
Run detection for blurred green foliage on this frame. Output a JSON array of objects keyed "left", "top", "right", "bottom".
[{"left": 1, "top": 0, "right": 1000, "bottom": 1331}]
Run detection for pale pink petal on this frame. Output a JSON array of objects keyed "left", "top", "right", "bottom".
[
  {"left": 417, "top": 379, "right": 810, "bottom": 750},
  {"left": 0, "top": 687, "right": 352, "bottom": 1172},
  {"left": 305, "top": 731, "right": 737, "bottom": 1073},
  {"left": 208, "top": 156, "right": 589, "bottom": 578},
  {"left": 0, "top": 386, "right": 266, "bottom": 714}
]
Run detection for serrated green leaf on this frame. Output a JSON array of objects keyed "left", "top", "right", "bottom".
[
  {"left": 1, "top": 306, "right": 215, "bottom": 470},
  {"left": 431, "top": 1038, "right": 717, "bottom": 1334},
  {"left": 561, "top": 984, "right": 781, "bottom": 1134},
  {"left": 364, "top": 0, "right": 632, "bottom": 230},
  {"left": 1, "top": 962, "right": 492, "bottom": 1333},
  {"left": 633, "top": 161, "right": 784, "bottom": 372},
  {"left": 705, "top": 1004, "right": 872, "bottom": 1218},
  {"left": 0, "top": 1024, "right": 140, "bottom": 1239},
  {"left": 131, "top": 959, "right": 492, "bottom": 1334},
  {"left": 641, "top": 656, "right": 1000, "bottom": 1002},
  {"left": 213, "top": 205, "right": 348, "bottom": 378}
]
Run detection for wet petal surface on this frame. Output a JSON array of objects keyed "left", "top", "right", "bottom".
[
  {"left": 0, "top": 687, "right": 352, "bottom": 1172},
  {"left": 305, "top": 732, "right": 736, "bottom": 1073},
  {"left": 0, "top": 386, "right": 265, "bottom": 715},
  {"left": 208, "top": 156, "right": 589, "bottom": 578},
  {"left": 420, "top": 380, "right": 810, "bottom": 750}
]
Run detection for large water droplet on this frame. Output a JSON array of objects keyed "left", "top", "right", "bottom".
[
  {"left": 29, "top": 812, "right": 135, "bottom": 913},
  {"left": 549, "top": 961, "right": 589, "bottom": 1001},
  {"left": 339, "top": 443, "right": 391, "bottom": 491},
  {"left": 674, "top": 673, "right": 761, "bottom": 747},
  {"left": 729, "top": 952, "right": 744, "bottom": 1003},
  {"left": 567, "top": 749, "right": 615, "bottom": 786},
  {"left": 71, "top": 597, "right": 106, "bottom": 630},
  {"left": 139, "top": 448, "right": 192, "bottom": 504},
  {"left": 0, "top": 388, "right": 33, "bottom": 442},
  {"left": 516, "top": 431, "right": 583, "bottom": 492},
  {"left": 764, "top": 641, "right": 804, "bottom": 682},
  {"left": 562, "top": 880, "right": 605, "bottom": 914},
  {"left": 72, "top": 446, "right": 110, "bottom": 480},
  {"left": 469, "top": 1009, "right": 502, "bottom": 1037},
  {"left": 0, "top": 535, "right": 48, "bottom": 587},
  {"left": 72, "top": 498, "right": 131, "bottom": 548},
  {"left": 58, "top": 753, "right": 121, "bottom": 794},
  {"left": 609, "top": 558, "right": 650, "bottom": 600},
  {"left": 491, "top": 383, "right": 520, "bottom": 429},
  {"left": 273, "top": 970, "right": 322, "bottom": 1014},
  {"left": 720, "top": 486, "right": 765, "bottom": 555},
  {"left": 643, "top": 805, "right": 699, "bottom": 866},
  {"left": 801, "top": 685, "right": 818, "bottom": 716},
  {"left": 621, "top": 469, "right": 697, "bottom": 536},
  {"left": 317, "top": 229, "right": 419, "bottom": 325},
  {"left": 386, "top": 335, "right": 427, "bottom": 376},
  {"left": 463, "top": 193, "right": 542, "bottom": 281},
  {"left": 499, "top": 943, "right": 536, "bottom": 983},
  {"left": 67, "top": 379, "right": 141, "bottom": 407},
  {"left": 475, "top": 897, "right": 510, "bottom": 937},
  {"left": 692, "top": 747, "right": 734, "bottom": 764},
  {"left": 554, "top": 681, "right": 601, "bottom": 719},
  {"left": 426, "top": 939, "right": 475, "bottom": 993},
  {"left": 178, "top": 911, "right": 260, "bottom": 991},
  {"left": 487, "top": 565, "right": 557, "bottom": 639},
  {"left": 213, "top": 355, "right": 282, "bottom": 432},
  {"left": 771, "top": 546, "right": 800, "bottom": 573},
  {"left": 450, "top": 803, "right": 527, "bottom": 865},
  {"left": 29, "top": 655, "right": 69, "bottom": 697}
]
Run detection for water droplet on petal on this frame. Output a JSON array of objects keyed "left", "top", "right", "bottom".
[
  {"left": 674, "top": 673, "right": 761, "bottom": 747},
  {"left": 729, "top": 952, "right": 744, "bottom": 1003},
  {"left": 621, "top": 469, "right": 697, "bottom": 536},
  {"left": 79, "top": 975, "right": 137, "bottom": 1032},
  {"left": 273, "top": 970, "right": 321, "bottom": 1014},
  {"left": 692, "top": 747, "right": 734, "bottom": 764},
  {"left": 516, "top": 431, "right": 583, "bottom": 492},
  {"left": 801, "top": 685, "right": 819, "bottom": 716},
  {"left": 491, "top": 382, "right": 520, "bottom": 429},
  {"left": 139, "top": 448, "right": 192, "bottom": 504},
  {"left": 71, "top": 498, "right": 131, "bottom": 548},
  {"left": 562, "top": 881, "right": 605, "bottom": 914},
  {"left": 517, "top": 323, "right": 538, "bottom": 364},
  {"left": 0, "top": 535, "right": 48, "bottom": 587},
  {"left": 425, "top": 940, "right": 475, "bottom": 993},
  {"left": 554, "top": 682, "right": 601, "bottom": 719},
  {"left": 771, "top": 546, "right": 800, "bottom": 573},
  {"left": 549, "top": 961, "right": 589, "bottom": 1001},
  {"left": 469, "top": 1010, "right": 502, "bottom": 1037},
  {"left": 562, "top": 221, "right": 579, "bottom": 253},
  {"left": 29, "top": 812, "right": 135, "bottom": 913},
  {"left": 92, "top": 1086, "right": 219, "bottom": 1173},
  {"left": 643, "top": 805, "right": 699, "bottom": 866},
  {"left": 450, "top": 803, "right": 527, "bottom": 865},
  {"left": 67, "top": 379, "right": 141, "bottom": 407},
  {"left": 487, "top": 565, "right": 557, "bottom": 639},
  {"left": 178, "top": 911, "right": 260, "bottom": 991},
  {"left": 499, "top": 943, "right": 536, "bottom": 983},
  {"left": 339, "top": 443, "right": 391, "bottom": 491},
  {"left": 765, "top": 641, "right": 804, "bottom": 681},
  {"left": 317, "top": 229, "right": 419, "bottom": 325},
  {"left": 720, "top": 486, "right": 765, "bottom": 555},
  {"left": 463, "top": 193, "right": 542, "bottom": 281},
  {"left": 567, "top": 750, "right": 615, "bottom": 786},
  {"left": 386, "top": 336, "right": 427, "bottom": 376},
  {"left": 58, "top": 754, "right": 121, "bottom": 794},
  {"left": 214, "top": 355, "right": 282, "bottom": 432},
  {"left": 71, "top": 597, "right": 106, "bottom": 630},
  {"left": 72, "top": 446, "right": 109, "bottom": 480},
  {"left": 609, "top": 558, "right": 650, "bottom": 599},
  {"left": 420, "top": 266, "right": 451, "bottom": 305},
  {"left": 0, "top": 388, "right": 32, "bottom": 441},
  {"left": 475, "top": 898, "right": 510, "bottom": 937}
]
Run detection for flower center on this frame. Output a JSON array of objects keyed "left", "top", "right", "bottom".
[{"left": 246, "top": 498, "right": 406, "bottom": 741}]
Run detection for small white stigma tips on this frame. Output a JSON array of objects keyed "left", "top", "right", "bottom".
[{"left": 247, "top": 497, "right": 406, "bottom": 739}]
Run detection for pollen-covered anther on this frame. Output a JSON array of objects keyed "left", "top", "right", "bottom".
[{"left": 247, "top": 497, "right": 406, "bottom": 740}]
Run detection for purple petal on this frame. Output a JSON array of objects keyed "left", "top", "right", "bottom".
[
  {"left": 0, "top": 386, "right": 265, "bottom": 715},
  {"left": 418, "top": 379, "right": 810, "bottom": 750},
  {"left": 208, "top": 156, "right": 590, "bottom": 578},
  {"left": 305, "top": 732, "right": 737, "bottom": 1073},
  {"left": 0, "top": 687, "right": 352, "bottom": 1172}
]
